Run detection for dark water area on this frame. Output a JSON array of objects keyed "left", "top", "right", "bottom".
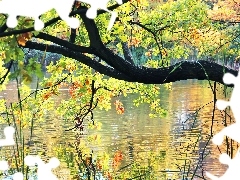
[{"left": 0, "top": 79, "right": 234, "bottom": 179}]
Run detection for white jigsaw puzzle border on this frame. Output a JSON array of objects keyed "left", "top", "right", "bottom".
[
  {"left": 206, "top": 67, "right": 240, "bottom": 180},
  {"left": 0, "top": 126, "right": 60, "bottom": 180},
  {"left": 0, "top": 0, "right": 123, "bottom": 31},
  {"left": 1, "top": 0, "right": 240, "bottom": 179}
]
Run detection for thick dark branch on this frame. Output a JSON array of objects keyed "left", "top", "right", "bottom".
[
  {"left": 76, "top": 16, "right": 237, "bottom": 85},
  {"left": 80, "top": 13, "right": 138, "bottom": 75},
  {"left": 23, "top": 41, "right": 134, "bottom": 81},
  {"left": 0, "top": 23, "right": 8, "bottom": 33},
  {"left": 22, "top": 41, "right": 237, "bottom": 85},
  {"left": 137, "top": 60, "right": 238, "bottom": 85},
  {"left": 35, "top": 32, "right": 93, "bottom": 53},
  {"left": 79, "top": 9, "right": 103, "bottom": 48},
  {"left": 97, "top": 45, "right": 139, "bottom": 76},
  {"left": 79, "top": 12, "right": 125, "bottom": 69}
]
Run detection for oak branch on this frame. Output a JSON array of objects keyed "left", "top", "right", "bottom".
[{"left": 0, "top": 0, "right": 238, "bottom": 86}]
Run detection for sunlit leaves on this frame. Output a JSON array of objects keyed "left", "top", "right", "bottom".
[
  {"left": 144, "top": 59, "right": 157, "bottom": 68},
  {"left": 112, "top": 150, "right": 123, "bottom": 170},
  {"left": 0, "top": 59, "right": 9, "bottom": 91},
  {"left": 208, "top": 0, "right": 240, "bottom": 22},
  {"left": 0, "top": 99, "right": 6, "bottom": 114},
  {"left": 108, "top": 0, "right": 221, "bottom": 62},
  {"left": 88, "top": 121, "right": 102, "bottom": 130}
]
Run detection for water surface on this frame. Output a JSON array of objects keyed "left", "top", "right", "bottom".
[{"left": 0, "top": 79, "right": 234, "bottom": 179}]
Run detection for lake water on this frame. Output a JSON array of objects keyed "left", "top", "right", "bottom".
[{"left": 0, "top": 79, "right": 235, "bottom": 180}]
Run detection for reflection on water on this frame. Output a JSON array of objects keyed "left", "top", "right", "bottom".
[{"left": 0, "top": 79, "right": 235, "bottom": 179}]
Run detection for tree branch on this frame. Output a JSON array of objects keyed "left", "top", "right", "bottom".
[
  {"left": 79, "top": 8, "right": 103, "bottom": 48},
  {"left": 23, "top": 41, "right": 134, "bottom": 81},
  {"left": 79, "top": 14, "right": 141, "bottom": 76},
  {"left": 0, "top": 60, "right": 13, "bottom": 84},
  {"left": 22, "top": 41, "right": 237, "bottom": 86},
  {"left": 35, "top": 32, "right": 93, "bottom": 53}
]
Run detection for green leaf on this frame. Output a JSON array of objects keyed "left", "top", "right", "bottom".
[{"left": 8, "top": 69, "right": 21, "bottom": 80}]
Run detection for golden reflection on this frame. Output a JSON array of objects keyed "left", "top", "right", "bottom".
[{"left": 0, "top": 80, "right": 238, "bottom": 179}]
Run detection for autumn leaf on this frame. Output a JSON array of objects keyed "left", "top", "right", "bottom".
[
  {"left": 16, "top": 119, "right": 20, "bottom": 124},
  {"left": 44, "top": 81, "right": 53, "bottom": 87},
  {"left": 112, "top": 150, "right": 123, "bottom": 169},
  {"left": 128, "top": 37, "right": 140, "bottom": 47},
  {"left": 98, "top": 96, "right": 104, "bottom": 102},
  {"left": 75, "top": 1, "right": 81, "bottom": 8},
  {"left": 114, "top": 100, "right": 125, "bottom": 114},
  {"left": 17, "top": 36, "right": 27, "bottom": 46},
  {"left": 68, "top": 86, "right": 76, "bottom": 98},
  {"left": 17, "top": 32, "right": 32, "bottom": 46},
  {"left": 73, "top": 81, "right": 82, "bottom": 88},
  {"left": 96, "top": 159, "right": 103, "bottom": 170},
  {"left": 104, "top": 171, "right": 112, "bottom": 180},
  {"left": 42, "top": 92, "right": 51, "bottom": 100},
  {"left": 85, "top": 79, "right": 90, "bottom": 85},
  {"left": 114, "top": 151, "right": 123, "bottom": 162},
  {"left": 22, "top": 32, "right": 31, "bottom": 40}
]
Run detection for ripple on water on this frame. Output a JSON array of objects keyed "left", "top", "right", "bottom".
[{"left": 0, "top": 80, "right": 234, "bottom": 179}]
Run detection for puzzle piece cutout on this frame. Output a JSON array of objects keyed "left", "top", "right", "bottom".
[
  {"left": 0, "top": 0, "right": 122, "bottom": 31},
  {"left": 12, "top": 172, "right": 24, "bottom": 180},
  {"left": 207, "top": 68, "right": 240, "bottom": 179},
  {"left": 0, "top": 126, "right": 15, "bottom": 147},
  {"left": 0, "top": 126, "right": 19, "bottom": 179},
  {"left": 25, "top": 155, "right": 60, "bottom": 180},
  {"left": 206, "top": 150, "right": 240, "bottom": 180},
  {"left": 0, "top": 171, "right": 23, "bottom": 180},
  {"left": 0, "top": 160, "right": 9, "bottom": 171},
  {"left": 211, "top": 68, "right": 240, "bottom": 145},
  {"left": 0, "top": 0, "right": 79, "bottom": 30},
  {"left": 0, "top": 126, "right": 59, "bottom": 180},
  {"left": 212, "top": 123, "right": 240, "bottom": 146},
  {"left": 216, "top": 70, "right": 240, "bottom": 120},
  {"left": 0, "top": 155, "right": 60, "bottom": 180},
  {"left": 0, "top": 160, "right": 24, "bottom": 180}
]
